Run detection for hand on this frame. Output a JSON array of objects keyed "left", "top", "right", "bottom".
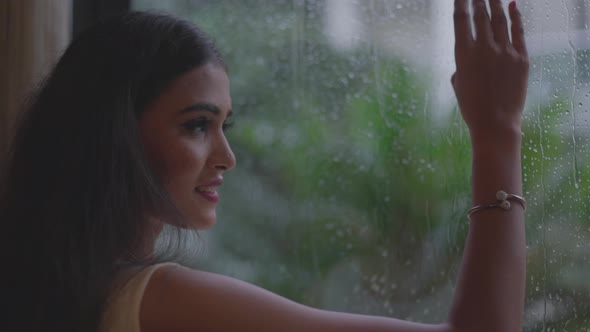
[{"left": 452, "top": 0, "right": 529, "bottom": 138}]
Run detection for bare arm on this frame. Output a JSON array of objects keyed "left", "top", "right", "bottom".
[
  {"left": 141, "top": 266, "right": 451, "bottom": 332},
  {"left": 140, "top": 1, "right": 529, "bottom": 331},
  {"left": 448, "top": 1, "right": 528, "bottom": 331}
]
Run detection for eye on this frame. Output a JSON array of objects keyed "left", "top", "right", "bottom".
[
  {"left": 182, "top": 117, "right": 211, "bottom": 135},
  {"left": 222, "top": 120, "right": 235, "bottom": 132}
]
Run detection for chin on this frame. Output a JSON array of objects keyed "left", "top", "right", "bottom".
[
  {"left": 191, "top": 211, "right": 217, "bottom": 230},
  {"left": 195, "top": 220, "right": 216, "bottom": 230}
]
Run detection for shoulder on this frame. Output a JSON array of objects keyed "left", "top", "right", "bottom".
[
  {"left": 101, "top": 263, "right": 178, "bottom": 332},
  {"left": 140, "top": 264, "right": 313, "bottom": 332},
  {"left": 140, "top": 264, "right": 451, "bottom": 332}
]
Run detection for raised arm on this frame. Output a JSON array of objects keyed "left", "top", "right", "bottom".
[
  {"left": 448, "top": 0, "right": 528, "bottom": 331},
  {"left": 139, "top": 1, "right": 529, "bottom": 332}
]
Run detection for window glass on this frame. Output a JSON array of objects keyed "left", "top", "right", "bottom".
[{"left": 134, "top": 0, "right": 590, "bottom": 329}]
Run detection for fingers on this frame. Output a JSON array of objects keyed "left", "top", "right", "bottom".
[
  {"left": 456, "top": 0, "right": 527, "bottom": 57},
  {"left": 454, "top": 0, "right": 473, "bottom": 49},
  {"left": 490, "top": 0, "right": 510, "bottom": 46},
  {"left": 472, "top": 0, "right": 493, "bottom": 43},
  {"left": 509, "top": 1, "right": 528, "bottom": 56}
]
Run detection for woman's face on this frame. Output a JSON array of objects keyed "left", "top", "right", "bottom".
[{"left": 139, "top": 63, "right": 236, "bottom": 230}]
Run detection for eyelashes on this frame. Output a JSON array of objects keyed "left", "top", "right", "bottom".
[
  {"left": 181, "top": 118, "right": 209, "bottom": 134},
  {"left": 182, "top": 117, "right": 234, "bottom": 135},
  {"left": 222, "top": 121, "right": 235, "bottom": 131}
]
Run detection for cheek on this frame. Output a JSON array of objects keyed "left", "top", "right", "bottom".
[{"left": 153, "top": 140, "right": 207, "bottom": 184}]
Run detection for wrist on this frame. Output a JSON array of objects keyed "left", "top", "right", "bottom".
[
  {"left": 469, "top": 125, "right": 523, "bottom": 198},
  {"left": 469, "top": 125, "right": 522, "bottom": 151}
]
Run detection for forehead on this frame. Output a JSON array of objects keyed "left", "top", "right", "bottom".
[{"left": 145, "top": 63, "right": 231, "bottom": 117}]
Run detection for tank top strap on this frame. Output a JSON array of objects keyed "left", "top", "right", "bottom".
[{"left": 99, "top": 262, "right": 179, "bottom": 332}]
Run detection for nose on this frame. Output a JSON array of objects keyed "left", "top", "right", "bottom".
[{"left": 208, "top": 133, "right": 236, "bottom": 172}]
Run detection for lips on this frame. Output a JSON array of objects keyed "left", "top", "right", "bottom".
[
  {"left": 196, "top": 186, "right": 215, "bottom": 193},
  {"left": 195, "top": 178, "right": 223, "bottom": 203}
]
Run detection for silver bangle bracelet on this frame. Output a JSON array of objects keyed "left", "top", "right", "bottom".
[{"left": 467, "top": 190, "right": 526, "bottom": 221}]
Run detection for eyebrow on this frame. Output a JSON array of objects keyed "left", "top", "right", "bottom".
[{"left": 178, "top": 102, "right": 233, "bottom": 117}]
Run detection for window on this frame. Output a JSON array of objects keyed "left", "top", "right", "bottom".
[{"left": 134, "top": 1, "right": 590, "bottom": 330}]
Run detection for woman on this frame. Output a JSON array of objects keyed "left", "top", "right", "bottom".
[{"left": 0, "top": 0, "right": 528, "bottom": 331}]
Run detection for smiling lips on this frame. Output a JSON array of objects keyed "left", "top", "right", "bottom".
[
  {"left": 196, "top": 186, "right": 215, "bottom": 193},
  {"left": 195, "top": 179, "right": 223, "bottom": 203}
]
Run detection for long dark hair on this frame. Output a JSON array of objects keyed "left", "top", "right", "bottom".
[{"left": 0, "top": 11, "right": 225, "bottom": 332}]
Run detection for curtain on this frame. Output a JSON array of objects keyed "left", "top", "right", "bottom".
[{"left": 0, "top": 0, "right": 72, "bottom": 162}]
